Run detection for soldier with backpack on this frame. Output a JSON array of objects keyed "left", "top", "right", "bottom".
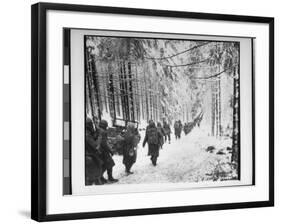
[
  {"left": 142, "top": 120, "right": 162, "bottom": 166},
  {"left": 157, "top": 122, "right": 165, "bottom": 149},
  {"left": 178, "top": 120, "right": 183, "bottom": 139},
  {"left": 163, "top": 120, "right": 171, "bottom": 144},
  {"left": 97, "top": 120, "right": 118, "bottom": 183},
  {"left": 174, "top": 121, "right": 180, "bottom": 139},
  {"left": 183, "top": 122, "right": 188, "bottom": 135},
  {"left": 85, "top": 117, "right": 104, "bottom": 185},
  {"left": 122, "top": 123, "right": 141, "bottom": 175}
]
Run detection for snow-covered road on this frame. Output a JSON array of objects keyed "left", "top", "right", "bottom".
[{"left": 110, "top": 127, "right": 234, "bottom": 184}]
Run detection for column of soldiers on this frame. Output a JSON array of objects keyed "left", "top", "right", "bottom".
[
  {"left": 85, "top": 118, "right": 174, "bottom": 185},
  {"left": 85, "top": 118, "right": 119, "bottom": 185}
]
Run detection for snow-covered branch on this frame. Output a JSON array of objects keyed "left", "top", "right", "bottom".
[
  {"left": 191, "top": 64, "right": 237, "bottom": 80},
  {"left": 164, "top": 58, "right": 210, "bottom": 68},
  {"left": 144, "top": 42, "right": 211, "bottom": 60}
]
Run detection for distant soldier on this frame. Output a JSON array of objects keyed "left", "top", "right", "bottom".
[
  {"left": 122, "top": 123, "right": 141, "bottom": 175},
  {"left": 174, "top": 121, "right": 180, "bottom": 139},
  {"left": 97, "top": 120, "right": 118, "bottom": 183},
  {"left": 157, "top": 122, "right": 165, "bottom": 149},
  {"left": 163, "top": 121, "right": 171, "bottom": 144},
  {"left": 184, "top": 122, "right": 188, "bottom": 135},
  {"left": 178, "top": 120, "right": 183, "bottom": 139},
  {"left": 142, "top": 120, "right": 162, "bottom": 166},
  {"left": 85, "top": 118, "right": 104, "bottom": 185}
]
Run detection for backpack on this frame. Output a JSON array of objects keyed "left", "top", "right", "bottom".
[{"left": 147, "top": 127, "right": 159, "bottom": 145}]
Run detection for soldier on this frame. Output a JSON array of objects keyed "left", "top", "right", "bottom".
[
  {"left": 85, "top": 118, "right": 104, "bottom": 185},
  {"left": 178, "top": 120, "right": 183, "bottom": 139},
  {"left": 122, "top": 123, "right": 141, "bottom": 175},
  {"left": 184, "top": 122, "right": 188, "bottom": 135},
  {"left": 142, "top": 120, "right": 162, "bottom": 166},
  {"left": 97, "top": 120, "right": 118, "bottom": 183},
  {"left": 174, "top": 121, "right": 180, "bottom": 139},
  {"left": 163, "top": 120, "right": 171, "bottom": 144},
  {"left": 157, "top": 122, "right": 165, "bottom": 149}
]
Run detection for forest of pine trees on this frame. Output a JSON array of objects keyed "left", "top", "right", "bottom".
[{"left": 84, "top": 36, "right": 240, "bottom": 164}]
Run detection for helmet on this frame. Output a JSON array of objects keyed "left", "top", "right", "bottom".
[
  {"left": 127, "top": 122, "right": 135, "bottom": 132},
  {"left": 99, "top": 120, "right": 108, "bottom": 129},
  {"left": 148, "top": 120, "right": 155, "bottom": 127},
  {"left": 85, "top": 117, "right": 93, "bottom": 130},
  {"left": 86, "top": 117, "right": 92, "bottom": 124}
]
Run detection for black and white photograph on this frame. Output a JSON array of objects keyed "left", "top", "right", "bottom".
[
  {"left": 84, "top": 34, "right": 241, "bottom": 187},
  {"left": 30, "top": 2, "right": 274, "bottom": 221}
]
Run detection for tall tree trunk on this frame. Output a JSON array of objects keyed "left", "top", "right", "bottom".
[
  {"left": 122, "top": 61, "right": 130, "bottom": 122},
  {"left": 140, "top": 65, "right": 145, "bottom": 121},
  {"left": 232, "top": 66, "right": 240, "bottom": 171},
  {"left": 108, "top": 62, "right": 116, "bottom": 120},
  {"left": 149, "top": 79, "right": 153, "bottom": 120},
  {"left": 119, "top": 60, "right": 127, "bottom": 121},
  {"left": 211, "top": 81, "right": 216, "bottom": 136},
  {"left": 218, "top": 63, "right": 222, "bottom": 136},
  {"left": 85, "top": 51, "right": 100, "bottom": 122},
  {"left": 86, "top": 75, "right": 94, "bottom": 120},
  {"left": 128, "top": 61, "right": 135, "bottom": 122},
  {"left": 102, "top": 63, "right": 108, "bottom": 114},
  {"left": 134, "top": 63, "right": 140, "bottom": 122},
  {"left": 143, "top": 64, "right": 150, "bottom": 122},
  {"left": 215, "top": 79, "right": 219, "bottom": 137},
  {"left": 218, "top": 76, "right": 222, "bottom": 136}
]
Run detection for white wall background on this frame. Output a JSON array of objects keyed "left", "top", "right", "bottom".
[{"left": 0, "top": 0, "right": 279, "bottom": 223}]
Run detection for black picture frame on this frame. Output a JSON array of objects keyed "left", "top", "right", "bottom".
[{"left": 31, "top": 2, "right": 274, "bottom": 222}]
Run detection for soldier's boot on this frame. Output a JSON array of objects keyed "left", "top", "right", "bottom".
[
  {"left": 126, "top": 165, "right": 134, "bottom": 175},
  {"left": 151, "top": 156, "right": 157, "bottom": 166},
  {"left": 100, "top": 176, "right": 108, "bottom": 184},
  {"left": 107, "top": 168, "right": 118, "bottom": 183},
  {"left": 94, "top": 178, "right": 104, "bottom": 185}
]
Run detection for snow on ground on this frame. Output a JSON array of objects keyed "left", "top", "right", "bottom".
[{"left": 110, "top": 126, "right": 236, "bottom": 184}]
